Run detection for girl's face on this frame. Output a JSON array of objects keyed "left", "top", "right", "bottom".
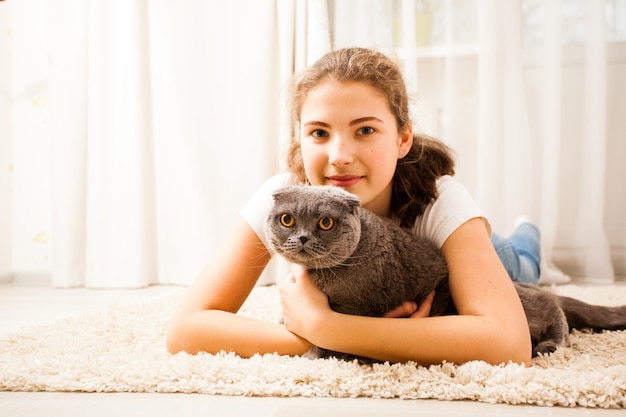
[{"left": 299, "top": 80, "right": 412, "bottom": 217}]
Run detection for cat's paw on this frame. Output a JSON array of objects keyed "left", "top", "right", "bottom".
[
  {"left": 533, "top": 340, "right": 560, "bottom": 357},
  {"left": 302, "top": 346, "right": 324, "bottom": 360}
]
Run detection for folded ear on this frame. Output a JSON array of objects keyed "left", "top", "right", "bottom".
[
  {"left": 344, "top": 192, "right": 361, "bottom": 211},
  {"left": 334, "top": 188, "right": 361, "bottom": 213},
  {"left": 271, "top": 186, "right": 297, "bottom": 203}
]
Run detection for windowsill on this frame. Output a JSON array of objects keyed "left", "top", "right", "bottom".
[
  {"left": 395, "top": 44, "right": 479, "bottom": 59},
  {"left": 395, "top": 41, "right": 626, "bottom": 65}
]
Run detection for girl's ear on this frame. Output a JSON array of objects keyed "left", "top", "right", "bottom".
[{"left": 398, "top": 123, "right": 413, "bottom": 158}]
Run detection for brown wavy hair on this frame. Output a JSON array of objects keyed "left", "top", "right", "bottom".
[{"left": 287, "top": 47, "right": 455, "bottom": 228}]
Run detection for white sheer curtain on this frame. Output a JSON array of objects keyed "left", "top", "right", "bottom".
[
  {"left": 329, "top": 0, "right": 624, "bottom": 283},
  {"left": 2, "top": 0, "right": 623, "bottom": 287},
  {"left": 472, "top": 0, "right": 617, "bottom": 283},
  {"left": 48, "top": 0, "right": 287, "bottom": 287},
  {"left": 1, "top": 0, "right": 332, "bottom": 288},
  {"left": 474, "top": 0, "right": 617, "bottom": 283}
]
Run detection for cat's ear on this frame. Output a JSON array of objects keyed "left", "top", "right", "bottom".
[
  {"left": 271, "top": 186, "right": 295, "bottom": 203},
  {"left": 342, "top": 191, "right": 361, "bottom": 212}
]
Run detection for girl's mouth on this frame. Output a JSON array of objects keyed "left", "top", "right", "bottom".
[{"left": 327, "top": 175, "right": 362, "bottom": 187}]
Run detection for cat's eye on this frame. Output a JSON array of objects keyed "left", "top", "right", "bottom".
[
  {"left": 318, "top": 217, "right": 334, "bottom": 231},
  {"left": 280, "top": 213, "right": 295, "bottom": 227}
]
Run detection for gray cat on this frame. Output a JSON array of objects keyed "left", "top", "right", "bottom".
[{"left": 265, "top": 184, "right": 626, "bottom": 362}]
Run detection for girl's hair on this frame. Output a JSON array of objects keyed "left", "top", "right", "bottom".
[{"left": 287, "top": 47, "right": 455, "bottom": 228}]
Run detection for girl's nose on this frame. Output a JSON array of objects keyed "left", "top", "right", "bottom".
[{"left": 328, "top": 136, "right": 354, "bottom": 166}]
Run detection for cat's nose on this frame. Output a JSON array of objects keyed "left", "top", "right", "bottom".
[{"left": 299, "top": 236, "right": 309, "bottom": 244}]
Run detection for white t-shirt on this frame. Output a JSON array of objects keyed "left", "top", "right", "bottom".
[{"left": 239, "top": 172, "right": 490, "bottom": 255}]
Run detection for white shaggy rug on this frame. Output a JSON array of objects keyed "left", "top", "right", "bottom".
[{"left": 1, "top": 284, "right": 625, "bottom": 408}]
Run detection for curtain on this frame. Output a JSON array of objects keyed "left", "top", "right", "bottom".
[
  {"left": 472, "top": 0, "right": 617, "bottom": 283},
  {"left": 0, "top": 0, "right": 333, "bottom": 288},
  {"left": 348, "top": 0, "right": 622, "bottom": 283},
  {"left": 45, "top": 0, "right": 288, "bottom": 288},
  {"left": 473, "top": 0, "right": 618, "bottom": 283},
  {"left": 0, "top": 2, "right": 11, "bottom": 281},
  {"left": 1, "top": 0, "right": 623, "bottom": 287}
]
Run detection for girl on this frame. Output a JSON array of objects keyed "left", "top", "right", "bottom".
[{"left": 167, "top": 47, "right": 556, "bottom": 366}]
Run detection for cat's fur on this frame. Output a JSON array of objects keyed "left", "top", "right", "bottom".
[{"left": 265, "top": 184, "right": 626, "bottom": 362}]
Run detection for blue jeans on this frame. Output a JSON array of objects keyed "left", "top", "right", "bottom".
[{"left": 491, "top": 223, "right": 541, "bottom": 284}]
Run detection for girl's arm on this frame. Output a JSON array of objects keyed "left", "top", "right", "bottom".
[
  {"left": 279, "top": 217, "right": 532, "bottom": 366},
  {"left": 166, "top": 216, "right": 313, "bottom": 356}
]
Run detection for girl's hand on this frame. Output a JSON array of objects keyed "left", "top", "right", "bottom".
[
  {"left": 278, "top": 264, "right": 331, "bottom": 341},
  {"left": 383, "top": 290, "right": 435, "bottom": 319}
]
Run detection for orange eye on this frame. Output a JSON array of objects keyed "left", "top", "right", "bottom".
[
  {"left": 280, "top": 214, "right": 295, "bottom": 227},
  {"left": 318, "top": 217, "right": 334, "bottom": 231}
]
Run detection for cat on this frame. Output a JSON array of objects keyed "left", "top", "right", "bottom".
[{"left": 265, "top": 184, "right": 626, "bottom": 363}]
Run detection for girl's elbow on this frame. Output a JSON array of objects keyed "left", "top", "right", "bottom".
[
  {"left": 165, "top": 319, "right": 189, "bottom": 354},
  {"left": 497, "top": 327, "right": 532, "bottom": 367},
  {"left": 500, "top": 344, "right": 532, "bottom": 367}
]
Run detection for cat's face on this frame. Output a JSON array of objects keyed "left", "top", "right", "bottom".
[{"left": 265, "top": 185, "right": 362, "bottom": 268}]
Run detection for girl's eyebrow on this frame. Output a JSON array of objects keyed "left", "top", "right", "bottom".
[
  {"left": 302, "top": 117, "right": 384, "bottom": 128},
  {"left": 302, "top": 120, "right": 331, "bottom": 128},
  {"left": 349, "top": 117, "right": 384, "bottom": 126}
]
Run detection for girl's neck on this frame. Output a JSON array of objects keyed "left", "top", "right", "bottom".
[{"left": 361, "top": 192, "right": 392, "bottom": 219}]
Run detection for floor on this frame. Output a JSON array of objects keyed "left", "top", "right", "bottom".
[{"left": 0, "top": 283, "right": 623, "bottom": 417}]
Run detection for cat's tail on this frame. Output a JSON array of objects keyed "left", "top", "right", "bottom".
[{"left": 557, "top": 295, "right": 626, "bottom": 332}]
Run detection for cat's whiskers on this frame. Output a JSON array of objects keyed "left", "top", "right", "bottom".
[{"left": 332, "top": 252, "right": 373, "bottom": 268}]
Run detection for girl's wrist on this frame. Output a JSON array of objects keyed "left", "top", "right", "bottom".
[
  {"left": 306, "top": 308, "right": 344, "bottom": 351},
  {"left": 280, "top": 322, "right": 314, "bottom": 355}
]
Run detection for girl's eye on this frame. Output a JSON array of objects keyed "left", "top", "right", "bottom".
[
  {"left": 311, "top": 129, "right": 329, "bottom": 138},
  {"left": 357, "top": 126, "right": 375, "bottom": 135},
  {"left": 318, "top": 217, "right": 334, "bottom": 231},
  {"left": 280, "top": 214, "right": 295, "bottom": 227}
]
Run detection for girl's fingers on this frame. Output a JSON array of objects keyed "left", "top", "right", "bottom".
[
  {"left": 411, "top": 290, "right": 436, "bottom": 318},
  {"left": 383, "top": 290, "right": 436, "bottom": 318},
  {"left": 383, "top": 301, "right": 418, "bottom": 318}
]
